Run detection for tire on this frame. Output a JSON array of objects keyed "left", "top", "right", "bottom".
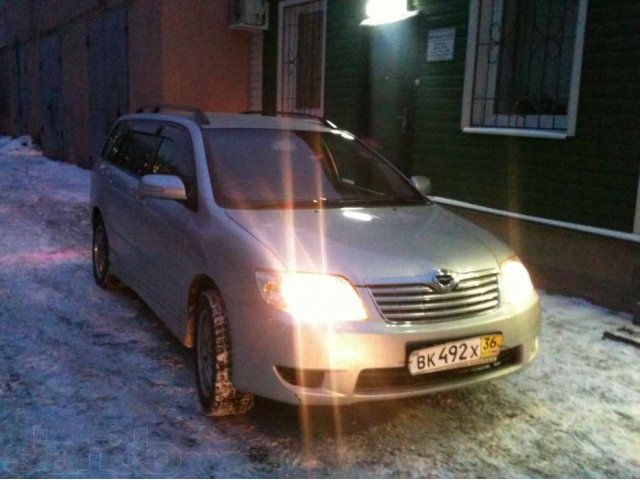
[
  {"left": 92, "top": 219, "right": 118, "bottom": 289},
  {"left": 194, "top": 289, "right": 254, "bottom": 416}
]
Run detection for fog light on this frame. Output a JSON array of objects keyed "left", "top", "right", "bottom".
[{"left": 276, "top": 366, "right": 325, "bottom": 388}]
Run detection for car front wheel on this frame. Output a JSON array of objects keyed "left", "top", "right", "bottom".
[
  {"left": 194, "top": 289, "right": 254, "bottom": 416},
  {"left": 92, "top": 219, "right": 118, "bottom": 289}
]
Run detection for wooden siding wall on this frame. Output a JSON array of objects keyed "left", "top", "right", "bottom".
[{"left": 322, "top": 0, "right": 640, "bottom": 232}]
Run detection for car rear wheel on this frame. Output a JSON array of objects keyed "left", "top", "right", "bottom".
[
  {"left": 195, "top": 289, "right": 254, "bottom": 416},
  {"left": 92, "top": 219, "right": 118, "bottom": 289}
]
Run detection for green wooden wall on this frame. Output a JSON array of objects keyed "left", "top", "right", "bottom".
[
  {"left": 319, "top": 0, "right": 640, "bottom": 232},
  {"left": 324, "top": 1, "right": 370, "bottom": 134}
]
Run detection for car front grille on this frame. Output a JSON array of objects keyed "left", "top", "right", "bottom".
[
  {"left": 368, "top": 270, "right": 499, "bottom": 323},
  {"left": 354, "top": 347, "right": 520, "bottom": 394}
]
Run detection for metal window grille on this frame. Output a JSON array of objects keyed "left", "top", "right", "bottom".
[
  {"left": 279, "top": 0, "right": 324, "bottom": 115},
  {"left": 470, "top": 0, "right": 579, "bottom": 131}
]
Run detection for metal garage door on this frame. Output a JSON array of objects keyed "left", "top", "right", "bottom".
[
  {"left": 88, "top": 7, "right": 129, "bottom": 162},
  {"left": 39, "top": 33, "right": 64, "bottom": 159},
  {"left": 13, "top": 44, "right": 28, "bottom": 134}
]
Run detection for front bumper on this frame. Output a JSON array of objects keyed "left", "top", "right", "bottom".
[{"left": 228, "top": 293, "right": 541, "bottom": 406}]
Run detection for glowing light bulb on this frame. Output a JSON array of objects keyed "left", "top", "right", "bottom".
[{"left": 361, "top": 0, "right": 418, "bottom": 26}]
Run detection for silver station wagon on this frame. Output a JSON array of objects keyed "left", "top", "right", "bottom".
[{"left": 90, "top": 106, "right": 540, "bottom": 416}]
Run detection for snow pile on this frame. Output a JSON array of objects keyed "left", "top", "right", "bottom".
[
  {"left": 0, "top": 144, "right": 638, "bottom": 478},
  {"left": 0, "top": 135, "right": 42, "bottom": 156}
]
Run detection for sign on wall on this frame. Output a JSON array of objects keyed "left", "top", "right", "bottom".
[{"left": 427, "top": 28, "right": 456, "bottom": 62}]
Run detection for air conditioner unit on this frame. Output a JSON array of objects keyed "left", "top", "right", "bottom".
[{"left": 229, "top": 0, "right": 269, "bottom": 31}]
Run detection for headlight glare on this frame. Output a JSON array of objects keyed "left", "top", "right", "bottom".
[
  {"left": 256, "top": 271, "right": 368, "bottom": 323},
  {"left": 501, "top": 258, "right": 534, "bottom": 305}
]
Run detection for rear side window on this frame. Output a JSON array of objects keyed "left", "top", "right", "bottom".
[
  {"left": 104, "top": 120, "right": 162, "bottom": 176},
  {"left": 120, "top": 131, "right": 162, "bottom": 176},
  {"left": 102, "top": 121, "right": 130, "bottom": 165},
  {"left": 105, "top": 120, "right": 198, "bottom": 210}
]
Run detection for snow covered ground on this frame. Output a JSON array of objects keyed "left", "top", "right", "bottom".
[{"left": 0, "top": 138, "right": 639, "bottom": 478}]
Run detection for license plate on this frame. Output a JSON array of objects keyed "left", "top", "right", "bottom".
[{"left": 408, "top": 334, "right": 503, "bottom": 376}]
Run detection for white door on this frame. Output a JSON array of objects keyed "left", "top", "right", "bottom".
[{"left": 277, "top": 0, "right": 326, "bottom": 116}]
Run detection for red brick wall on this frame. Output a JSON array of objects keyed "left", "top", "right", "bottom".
[
  {"left": 128, "top": 0, "right": 163, "bottom": 112},
  {"left": 158, "top": 0, "right": 252, "bottom": 113}
]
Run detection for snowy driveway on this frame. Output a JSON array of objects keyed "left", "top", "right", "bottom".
[{"left": 0, "top": 141, "right": 639, "bottom": 478}]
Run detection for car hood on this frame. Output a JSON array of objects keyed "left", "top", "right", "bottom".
[{"left": 225, "top": 204, "right": 510, "bottom": 285}]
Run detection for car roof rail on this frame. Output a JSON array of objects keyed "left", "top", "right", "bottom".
[
  {"left": 136, "top": 105, "right": 210, "bottom": 125},
  {"left": 240, "top": 110, "right": 337, "bottom": 129}
]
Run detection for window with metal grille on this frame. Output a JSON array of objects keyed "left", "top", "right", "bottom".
[
  {"left": 278, "top": 0, "right": 325, "bottom": 116},
  {"left": 462, "top": 0, "right": 588, "bottom": 138}
]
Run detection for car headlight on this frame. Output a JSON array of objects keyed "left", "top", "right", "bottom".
[
  {"left": 255, "top": 271, "right": 368, "bottom": 323},
  {"left": 500, "top": 258, "right": 534, "bottom": 305}
]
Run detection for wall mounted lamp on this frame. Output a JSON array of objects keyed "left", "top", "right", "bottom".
[{"left": 360, "top": 0, "right": 419, "bottom": 26}]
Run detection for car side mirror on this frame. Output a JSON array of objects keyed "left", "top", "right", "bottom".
[
  {"left": 411, "top": 175, "right": 431, "bottom": 196},
  {"left": 139, "top": 174, "right": 187, "bottom": 201}
]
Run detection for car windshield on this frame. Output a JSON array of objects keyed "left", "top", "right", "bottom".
[{"left": 204, "top": 128, "right": 426, "bottom": 209}]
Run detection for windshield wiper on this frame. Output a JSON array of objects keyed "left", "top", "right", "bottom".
[
  {"left": 320, "top": 196, "right": 427, "bottom": 207},
  {"left": 229, "top": 196, "right": 428, "bottom": 210},
  {"left": 235, "top": 199, "right": 335, "bottom": 210}
]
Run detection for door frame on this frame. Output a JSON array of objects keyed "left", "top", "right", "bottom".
[
  {"left": 367, "top": 17, "right": 419, "bottom": 173},
  {"left": 276, "top": 0, "right": 327, "bottom": 116}
]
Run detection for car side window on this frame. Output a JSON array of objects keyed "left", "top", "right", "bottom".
[
  {"left": 102, "top": 121, "right": 130, "bottom": 166},
  {"left": 119, "top": 129, "right": 162, "bottom": 177},
  {"left": 154, "top": 125, "right": 198, "bottom": 210}
]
